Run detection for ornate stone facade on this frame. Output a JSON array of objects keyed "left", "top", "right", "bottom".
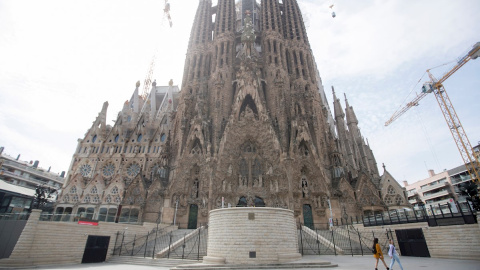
[{"left": 55, "top": 0, "right": 409, "bottom": 228}]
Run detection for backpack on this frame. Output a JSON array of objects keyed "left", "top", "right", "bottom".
[{"left": 372, "top": 245, "right": 377, "bottom": 254}]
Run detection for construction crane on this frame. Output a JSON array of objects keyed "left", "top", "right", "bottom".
[
  {"left": 164, "top": 0, "right": 172, "bottom": 28},
  {"left": 385, "top": 42, "right": 480, "bottom": 184},
  {"left": 141, "top": 55, "right": 156, "bottom": 100},
  {"left": 140, "top": 0, "right": 173, "bottom": 100}
]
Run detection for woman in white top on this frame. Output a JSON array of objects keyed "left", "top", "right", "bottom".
[{"left": 388, "top": 239, "right": 404, "bottom": 270}]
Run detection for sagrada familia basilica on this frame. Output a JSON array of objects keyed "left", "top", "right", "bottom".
[{"left": 55, "top": 0, "right": 409, "bottom": 229}]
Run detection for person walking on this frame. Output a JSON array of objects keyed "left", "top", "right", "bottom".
[
  {"left": 373, "top": 238, "right": 389, "bottom": 270},
  {"left": 388, "top": 239, "right": 404, "bottom": 270}
]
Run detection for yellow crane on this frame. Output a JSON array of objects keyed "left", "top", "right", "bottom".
[
  {"left": 385, "top": 42, "right": 480, "bottom": 184},
  {"left": 141, "top": 0, "right": 173, "bottom": 100}
]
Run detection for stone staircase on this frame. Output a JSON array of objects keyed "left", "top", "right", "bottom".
[
  {"left": 157, "top": 227, "right": 207, "bottom": 260},
  {"left": 115, "top": 228, "right": 195, "bottom": 258},
  {"left": 298, "top": 227, "right": 338, "bottom": 255},
  {"left": 329, "top": 226, "right": 367, "bottom": 255},
  {"left": 171, "top": 261, "right": 338, "bottom": 269},
  {"left": 108, "top": 256, "right": 199, "bottom": 267},
  {"left": 299, "top": 226, "right": 375, "bottom": 256}
]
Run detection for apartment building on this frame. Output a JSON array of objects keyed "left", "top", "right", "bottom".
[
  {"left": 0, "top": 147, "right": 65, "bottom": 213},
  {"left": 405, "top": 164, "right": 477, "bottom": 214}
]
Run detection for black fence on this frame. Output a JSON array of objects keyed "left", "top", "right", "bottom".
[
  {"left": 112, "top": 221, "right": 394, "bottom": 259},
  {"left": 309, "top": 201, "right": 477, "bottom": 228},
  {"left": 362, "top": 201, "right": 476, "bottom": 227},
  {"left": 112, "top": 223, "right": 208, "bottom": 260},
  {"left": 0, "top": 212, "right": 30, "bottom": 221},
  {"left": 298, "top": 224, "right": 394, "bottom": 256}
]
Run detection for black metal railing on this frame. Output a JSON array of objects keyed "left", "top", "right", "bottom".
[
  {"left": 112, "top": 223, "right": 208, "bottom": 261},
  {"left": 298, "top": 223, "right": 394, "bottom": 256},
  {"left": 0, "top": 212, "right": 30, "bottom": 221},
  {"left": 361, "top": 201, "right": 476, "bottom": 227},
  {"left": 302, "top": 201, "right": 476, "bottom": 229}
]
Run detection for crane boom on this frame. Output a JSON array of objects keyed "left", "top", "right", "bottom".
[
  {"left": 384, "top": 91, "right": 428, "bottom": 126},
  {"left": 385, "top": 42, "right": 480, "bottom": 184},
  {"left": 431, "top": 41, "right": 480, "bottom": 87},
  {"left": 385, "top": 42, "right": 480, "bottom": 127}
]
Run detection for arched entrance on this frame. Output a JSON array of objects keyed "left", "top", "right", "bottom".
[
  {"left": 303, "top": 204, "right": 314, "bottom": 229},
  {"left": 187, "top": 204, "right": 198, "bottom": 229},
  {"left": 237, "top": 196, "right": 247, "bottom": 207},
  {"left": 254, "top": 196, "right": 265, "bottom": 207}
]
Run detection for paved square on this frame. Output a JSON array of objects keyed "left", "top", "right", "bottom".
[{"left": 35, "top": 255, "right": 480, "bottom": 270}]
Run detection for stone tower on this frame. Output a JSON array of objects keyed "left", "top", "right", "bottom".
[
  {"left": 165, "top": 0, "right": 387, "bottom": 228},
  {"left": 55, "top": 0, "right": 410, "bottom": 229}
]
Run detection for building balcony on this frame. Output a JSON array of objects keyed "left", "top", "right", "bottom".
[
  {"left": 420, "top": 181, "right": 449, "bottom": 193},
  {"left": 2, "top": 160, "right": 64, "bottom": 184},
  {"left": 422, "top": 189, "right": 451, "bottom": 201},
  {"left": 1, "top": 170, "right": 59, "bottom": 189},
  {"left": 425, "top": 197, "right": 454, "bottom": 207},
  {"left": 408, "top": 199, "right": 419, "bottom": 204},
  {"left": 451, "top": 175, "right": 473, "bottom": 185}
]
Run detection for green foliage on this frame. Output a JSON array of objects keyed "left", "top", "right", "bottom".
[
  {"left": 457, "top": 181, "right": 480, "bottom": 211},
  {"left": 32, "top": 186, "right": 57, "bottom": 210}
]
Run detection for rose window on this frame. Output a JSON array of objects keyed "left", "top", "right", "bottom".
[
  {"left": 79, "top": 164, "right": 92, "bottom": 177},
  {"left": 127, "top": 163, "right": 141, "bottom": 178},
  {"left": 102, "top": 164, "right": 115, "bottom": 177}
]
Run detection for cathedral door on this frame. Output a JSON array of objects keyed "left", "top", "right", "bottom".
[
  {"left": 303, "top": 204, "right": 314, "bottom": 229},
  {"left": 187, "top": 204, "right": 198, "bottom": 229}
]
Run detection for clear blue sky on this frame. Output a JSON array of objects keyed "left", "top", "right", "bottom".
[{"left": 0, "top": 0, "right": 479, "bottom": 185}]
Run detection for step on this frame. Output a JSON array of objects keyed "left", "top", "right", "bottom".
[
  {"left": 107, "top": 256, "right": 199, "bottom": 267},
  {"left": 172, "top": 261, "right": 338, "bottom": 270}
]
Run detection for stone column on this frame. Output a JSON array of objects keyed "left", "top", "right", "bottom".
[{"left": 283, "top": 157, "right": 294, "bottom": 210}]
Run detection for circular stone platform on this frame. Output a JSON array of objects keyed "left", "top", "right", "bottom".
[{"left": 203, "top": 207, "right": 302, "bottom": 265}]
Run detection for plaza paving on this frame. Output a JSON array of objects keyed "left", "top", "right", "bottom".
[{"left": 35, "top": 255, "right": 480, "bottom": 270}]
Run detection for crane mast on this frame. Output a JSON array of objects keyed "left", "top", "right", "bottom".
[
  {"left": 385, "top": 42, "right": 480, "bottom": 184},
  {"left": 427, "top": 72, "right": 480, "bottom": 185},
  {"left": 140, "top": 0, "right": 173, "bottom": 100}
]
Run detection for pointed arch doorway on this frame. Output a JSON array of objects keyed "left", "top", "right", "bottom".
[
  {"left": 303, "top": 204, "right": 314, "bottom": 229},
  {"left": 187, "top": 204, "right": 198, "bottom": 229}
]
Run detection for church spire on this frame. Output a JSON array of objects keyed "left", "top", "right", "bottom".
[
  {"left": 283, "top": 0, "right": 309, "bottom": 45},
  {"left": 332, "top": 87, "right": 358, "bottom": 175},
  {"left": 333, "top": 86, "right": 345, "bottom": 119},
  {"left": 188, "top": 0, "right": 212, "bottom": 48},
  {"left": 345, "top": 94, "right": 358, "bottom": 127},
  {"left": 262, "top": 0, "right": 284, "bottom": 35},
  {"left": 214, "top": 0, "right": 235, "bottom": 38}
]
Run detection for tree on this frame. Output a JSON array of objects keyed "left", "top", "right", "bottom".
[
  {"left": 457, "top": 181, "right": 480, "bottom": 211},
  {"left": 32, "top": 186, "right": 57, "bottom": 210}
]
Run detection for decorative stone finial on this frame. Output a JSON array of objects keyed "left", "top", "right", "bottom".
[
  {"left": 136, "top": 81, "right": 141, "bottom": 88},
  {"left": 169, "top": 79, "right": 173, "bottom": 86},
  {"left": 152, "top": 79, "right": 157, "bottom": 87}
]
